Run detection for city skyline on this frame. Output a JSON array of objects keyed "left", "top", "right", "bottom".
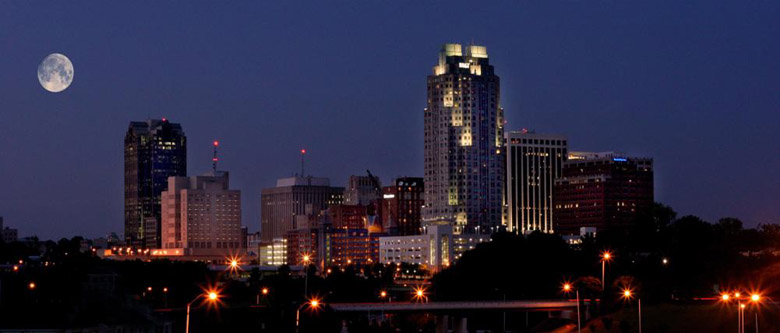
[{"left": 1, "top": 1, "right": 779, "bottom": 240}]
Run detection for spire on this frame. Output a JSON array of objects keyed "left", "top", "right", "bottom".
[{"left": 212, "top": 140, "right": 219, "bottom": 172}]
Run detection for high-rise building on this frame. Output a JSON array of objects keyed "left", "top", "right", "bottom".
[
  {"left": 382, "top": 177, "right": 424, "bottom": 236},
  {"left": 160, "top": 171, "right": 242, "bottom": 258},
  {"left": 344, "top": 175, "right": 381, "bottom": 206},
  {"left": 554, "top": 152, "right": 654, "bottom": 235},
  {"left": 505, "top": 132, "right": 568, "bottom": 234},
  {"left": 260, "top": 176, "right": 343, "bottom": 242},
  {"left": 124, "top": 119, "right": 186, "bottom": 248},
  {"left": 423, "top": 43, "right": 505, "bottom": 234}
]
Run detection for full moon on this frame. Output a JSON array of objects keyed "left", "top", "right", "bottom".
[{"left": 37, "top": 53, "right": 74, "bottom": 93}]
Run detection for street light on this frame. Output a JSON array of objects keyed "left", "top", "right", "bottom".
[
  {"left": 296, "top": 297, "right": 321, "bottom": 332},
  {"left": 301, "top": 254, "right": 312, "bottom": 297},
  {"left": 413, "top": 287, "right": 428, "bottom": 303},
  {"left": 163, "top": 287, "right": 169, "bottom": 308},
  {"left": 257, "top": 287, "right": 269, "bottom": 305},
  {"left": 28, "top": 282, "right": 36, "bottom": 290},
  {"left": 621, "top": 288, "right": 641, "bottom": 333},
  {"left": 185, "top": 290, "right": 220, "bottom": 333},
  {"left": 562, "top": 283, "right": 581, "bottom": 333},
  {"left": 750, "top": 294, "right": 760, "bottom": 333},
  {"left": 601, "top": 251, "right": 612, "bottom": 291}
]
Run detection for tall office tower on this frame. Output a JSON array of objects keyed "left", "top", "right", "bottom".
[
  {"left": 344, "top": 175, "right": 381, "bottom": 205},
  {"left": 160, "top": 171, "right": 242, "bottom": 258},
  {"left": 124, "top": 119, "right": 186, "bottom": 248},
  {"left": 423, "top": 43, "right": 505, "bottom": 234},
  {"left": 505, "top": 132, "right": 568, "bottom": 234},
  {"left": 554, "top": 152, "right": 654, "bottom": 235},
  {"left": 260, "top": 176, "right": 344, "bottom": 242},
  {"left": 382, "top": 177, "right": 424, "bottom": 236}
]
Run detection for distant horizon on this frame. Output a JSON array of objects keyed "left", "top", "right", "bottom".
[{"left": 1, "top": 1, "right": 778, "bottom": 240}]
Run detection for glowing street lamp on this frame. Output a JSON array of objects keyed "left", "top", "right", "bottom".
[
  {"left": 28, "top": 282, "right": 36, "bottom": 290},
  {"left": 301, "top": 254, "right": 312, "bottom": 297},
  {"left": 413, "top": 287, "right": 428, "bottom": 303},
  {"left": 185, "top": 290, "right": 220, "bottom": 333},
  {"left": 257, "top": 287, "right": 269, "bottom": 305},
  {"left": 621, "top": 288, "right": 641, "bottom": 333},
  {"left": 296, "top": 297, "right": 321, "bottom": 332},
  {"left": 562, "top": 282, "right": 581, "bottom": 333},
  {"left": 750, "top": 294, "right": 760, "bottom": 333},
  {"left": 601, "top": 251, "right": 612, "bottom": 291}
]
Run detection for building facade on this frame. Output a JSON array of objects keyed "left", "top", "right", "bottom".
[
  {"left": 160, "top": 171, "right": 242, "bottom": 258},
  {"left": 554, "top": 152, "right": 654, "bottom": 235},
  {"left": 505, "top": 132, "right": 568, "bottom": 234},
  {"left": 382, "top": 177, "right": 424, "bottom": 236},
  {"left": 260, "top": 176, "right": 343, "bottom": 242},
  {"left": 124, "top": 119, "right": 187, "bottom": 248},
  {"left": 259, "top": 237, "right": 287, "bottom": 266},
  {"left": 423, "top": 43, "right": 505, "bottom": 234},
  {"left": 343, "top": 175, "right": 381, "bottom": 206},
  {"left": 379, "top": 225, "right": 490, "bottom": 271},
  {"left": 1, "top": 217, "right": 19, "bottom": 243}
]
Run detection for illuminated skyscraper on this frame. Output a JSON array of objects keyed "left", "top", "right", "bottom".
[
  {"left": 505, "top": 131, "right": 568, "bottom": 234},
  {"left": 423, "top": 43, "right": 505, "bottom": 233},
  {"left": 124, "top": 119, "right": 187, "bottom": 248}
]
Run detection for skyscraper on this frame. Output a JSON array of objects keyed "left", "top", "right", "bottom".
[
  {"left": 505, "top": 131, "right": 568, "bottom": 234},
  {"left": 160, "top": 171, "right": 242, "bottom": 258},
  {"left": 260, "top": 176, "right": 344, "bottom": 242},
  {"left": 423, "top": 43, "right": 505, "bottom": 234},
  {"left": 554, "top": 152, "right": 654, "bottom": 235},
  {"left": 124, "top": 119, "right": 186, "bottom": 248}
]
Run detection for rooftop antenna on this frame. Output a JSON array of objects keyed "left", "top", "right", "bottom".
[
  {"left": 300, "top": 149, "right": 306, "bottom": 177},
  {"left": 212, "top": 140, "right": 219, "bottom": 173}
]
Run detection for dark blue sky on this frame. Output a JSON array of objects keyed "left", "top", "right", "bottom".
[{"left": 1, "top": 1, "right": 778, "bottom": 240}]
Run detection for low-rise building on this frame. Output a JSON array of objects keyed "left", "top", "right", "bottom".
[{"left": 379, "top": 225, "right": 490, "bottom": 271}]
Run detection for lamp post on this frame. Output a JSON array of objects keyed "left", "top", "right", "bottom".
[
  {"left": 302, "top": 254, "right": 311, "bottom": 297},
  {"left": 186, "top": 291, "right": 218, "bottom": 333},
  {"left": 622, "top": 288, "right": 641, "bottom": 333},
  {"left": 563, "top": 283, "right": 581, "bottom": 333},
  {"left": 750, "top": 294, "right": 760, "bottom": 333},
  {"left": 296, "top": 298, "right": 320, "bottom": 332},
  {"left": 601, "top": 252, "right": 612, "bottom": 291},
  {"left": 257, "top": 287, "right": 269, "bottom": 305}
]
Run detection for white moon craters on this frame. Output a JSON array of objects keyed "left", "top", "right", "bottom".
[{"left": 38, "top": 53, "right": 74, "bottom": 93}]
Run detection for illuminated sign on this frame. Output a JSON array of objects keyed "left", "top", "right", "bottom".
[{"left": 613, "top": 158, "right": 627, "bottom": 162}]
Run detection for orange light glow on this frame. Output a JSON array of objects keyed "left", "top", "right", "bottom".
[
  {"left": 163, "top": 287, "right": 168, "bottom": 293},
  {"left": 602, "top": 251, "right": 612, "bottom": 261},
  {"left": 262, "top": 288, "right": 269, "bottom": 295},
  {"left": 751, "top": 294, "right": 760, "bottom": 302},
  {"left": 741, "top": 304, "right": 746, "bottom": 309},
  {"left": 735, "top": 292, "right": 741, "bottom": 298},
  {"left": 622, "top": 289, "right": 633, "bottom": 299},
  {"left": 563, "top": 283, "right": 572, "bottom": 292},
  {"left": 147, "top": 286, "right": 153, "bottom": 292},
  {"left": 310, "top": 299, "right": 319, "bottom": 307},
  {"left": 28, "top": 282, "right": 36, "bottom": 290},
  {"left": 208, "top": 292, "right": 218, "bottom": 300},
  {"left": 721, "top": 294, "right": 730, "bottom": 301},
  {"left": 380, "top": 291, "right": 387, "bottom": 298}
]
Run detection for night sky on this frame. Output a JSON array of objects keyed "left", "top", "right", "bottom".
[{"left": 1, "top": 1, "right": 778, "bottom": 240}]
